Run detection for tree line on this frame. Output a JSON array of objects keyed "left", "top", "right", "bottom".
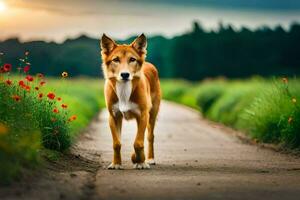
[{"left": 1, "top": 22, "right": 300, "bottom": 80}]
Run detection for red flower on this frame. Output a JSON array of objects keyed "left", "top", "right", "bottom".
[
  {"left": 35, "top": 86, "right": 39, "bottom": 91},
  {"left": 23, "top": 65, "right": 30, "bottom": 73},
  {"left": 25, "top": 85, "right": 30, "bottom": 92},
  {"left": 37, "top": 73, "right": 44, "bottom": 78},
  {"left": 3, "top": 64, "right": 12, "bottom": 72},
  {"left": 26, "top": 75, "right": 34, "bottom": 82},
  {"left": 12, "top": 95, "right": 21, "bottom": 102},
  {"left": 38, "top": 93, "right": 43, "bottom": 99},
  {"left": 19, "top": 80, "right": 24, "bottom": 86},
  {"left": 57, "top": 97, "right": 62, "bottom": 101},
  {"left": 61, "top": 104, "right": 68, "bottom": 109},
  {"left": 40, "top": 81, "right": 46, "bottom": 86},
  {"left": 68, "top": 115, "right": 77, "bottom": 122},
  {"left": 53, "top": 108, "right": 59, "bottom": 113},
  {"left": 5, "top": 80, "right": 12, "bottom": 85},
  {"left": 47, "top": 92, "right": 55, "bottom": 100}
]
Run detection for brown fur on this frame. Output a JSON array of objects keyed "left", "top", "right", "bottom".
[{"left": 100, "top": 34, "right": 161, "bottom": 169}]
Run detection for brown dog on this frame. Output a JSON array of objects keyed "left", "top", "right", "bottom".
[{"left": 100, "top": 34, "right": 161, "bottom": 169}]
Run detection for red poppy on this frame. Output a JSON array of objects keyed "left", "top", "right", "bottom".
[
  {"left": 68, "top": 115, "right": 77, "bottom": 122},
  {"left": 40, "top": 81, "right": 46, "bottom": 86},
  {"left": 37, "top": 73, "right": 44, "bottom": 78},
  {"left": 19, "top": 80, "right": 25, "bottom": 87},
  {"left": 23, "top": 65, "right": 30, "bottom": 73},
  {"left": 5, "top": 80, "right": 12, "bottom": 85},
  {"left": 38, "top": 93, "right": 43, "bottom": 99},
  {"left": 25, "top": 85, "right": 30, "bottom": 92},
  {"left": 57, "top": 97, "right": 62, "bottom": 101},
  {"left": 35, "top": 86, "right": 39, "bottom": 91},
  {"left": 53, "top": 108, "right": 59, "bottom": 113},
  {"left": 61, "top": 104, "right": 68, "bottom": 109},
  {"left": 26, "top": 75, "right": 34, "bottom": 82},
  {"left": 12, "top": 95, "right": 21, "bottom": 102},
  {"left": 47, "top": 92, "right": 55, "bottom": 100},
  {"left": 3, "top": 64, "right": 12, "bottom": 72}
]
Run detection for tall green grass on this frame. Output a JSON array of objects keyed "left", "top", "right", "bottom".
[
  {"left": 162, "top": 77, "right": 300, "bottom": 149},
  {"left": 0, "top": 53, "right": 104, "bottom": 183}
]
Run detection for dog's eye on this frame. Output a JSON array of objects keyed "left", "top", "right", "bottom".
[
  {"left": 129, "top": 57, "right": 136, "bottom": 62},
  {"left": 112, "top": 57, "right": 120, "bottom": 63}
]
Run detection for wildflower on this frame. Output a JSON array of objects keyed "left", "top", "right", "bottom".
[
  {"left": 51, "top": 118, "right": 57, "bottom": 122},
  {"left": 0, "top": 66, "right": 4, "bottom": 73},
  {"left": 53, "top": 108, "right": 59, "bottom": 113},
  {"left": 292, "top": 98, "right": 297, "bottom": 104},
  {"left": 26, "top": 62, "right": 31, "bottom": 65},
  {"left": 0, "top": 123, "right": 8, "bottom": 135},
  {"left": 36, "top": 73, "right": 44, "bottom": 78},
  {"left": 38, "top": 93, "right": 43, "bottom": 99},
  {"left": 23, "top": 65, "right": 30, "bottom": 73},
  {"left": 40, "top": 81, "right": 46, "bottom": 86},
  {"left": 282, "top": 77, "right": 288, "bottom": 84},
  {"left": 3, "top": 63, "right": 12, "bottom": 72},
  {"left": 47, "top": 92, "right": 56, "bottom": 100},
  {"left": 61, "top": 104, "right": 68, "bottom": 109},
  {"left": 35, "top": 86, "right": 39, "bottom": 91},
  {"left": 26, "top": 75, "right": 34, "bottom": 82},
  {"left": 25, "top": 51, "right": 29, "bottom": 56},
  {"left": 0, "top": 52, "right": 4, "bottom": 56},
  {"left": 61, "top": 71, "right": 68, "bottom": 78},
  {"left": 68, "top": 115, "right": 77, "bottom": 122},
  {"left": 57, "top": 97, "right": 62, "bottom": 101},
  {"left": 5, "top": 79, "right": 12, "bottom": 85},
  {"left": 288, "top": 117, "right": 293, "bottom": 124},
  {"left": 19, "top": 58, "right": 25, "bottom": 62},
  {"left": 12, "top": 95, "right": 21, "bottom": 102},
  {"left": 19, "top": 80, "right": 25, "bottom": 87},
  {"left": 25, "top": 85, "right": 31, "bottom": 92}
]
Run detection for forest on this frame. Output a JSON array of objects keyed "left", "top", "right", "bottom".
[{"left": 0, "top": 21, "right": 300, "bottom": 80}]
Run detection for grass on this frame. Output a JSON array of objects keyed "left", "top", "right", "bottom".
[
  {"left": 161, "top": 77, "right": 300, "bottom": 149},
  {"left": 0, "top": 53, "right": 104, "bottom": 184}
]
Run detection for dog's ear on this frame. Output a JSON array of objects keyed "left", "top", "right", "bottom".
[
  {"left": 131, "top": 33, "right": 147, "bottom": 54},
  {"left": 101, "top": 34, "right": 117, "bottom": 55}
]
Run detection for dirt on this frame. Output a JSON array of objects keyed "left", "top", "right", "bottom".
[{"left": 1, "top": 101, "right": 300, "bottom": 200}]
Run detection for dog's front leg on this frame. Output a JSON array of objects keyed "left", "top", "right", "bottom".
[
  {"left": 131, "top": 111, "right": 150, "bottom": 169},
  {"left": 107, "top": 114, "right": 123, "bottom": 170}
]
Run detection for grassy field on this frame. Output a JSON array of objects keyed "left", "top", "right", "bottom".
[
  {"left": 0, "top": 59, "right": 104, "bottom": 183},
  {"left": 162, "top": 77, "right": 300, "bottom": 149}
]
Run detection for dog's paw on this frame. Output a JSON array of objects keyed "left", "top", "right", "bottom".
[
  {"left": 146, "top": 159, "right": 156, "bottom": 165},
  {"left": 107, "top": 163, "right": 124, "bottom": 170},
  {"left": 133, "top": 162, "right": 150, "bottom": 170}
]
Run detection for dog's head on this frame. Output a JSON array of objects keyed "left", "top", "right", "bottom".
[{"left": 100, "top": 34, "right": 147, "bottom": 82}]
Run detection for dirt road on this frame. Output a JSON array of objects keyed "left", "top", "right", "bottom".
[{"left": 1, "top": 101, "right": 300, "bottom": 200}]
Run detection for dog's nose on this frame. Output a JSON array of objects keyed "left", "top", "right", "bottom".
[{"left": 120, "top": 72, "right": 130, "bottom": 80}]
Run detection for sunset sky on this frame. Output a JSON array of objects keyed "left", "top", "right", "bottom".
[{"left": 0, "top": 0, "right": 300, "bottom": 42}]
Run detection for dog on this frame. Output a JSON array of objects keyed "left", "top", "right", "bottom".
[{"left": 100, "top": 34, "right": 161, "bottom": 169}]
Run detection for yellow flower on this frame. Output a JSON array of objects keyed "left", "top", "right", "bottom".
[
  {"left": 61, "top": 71, "right": 68, "bottom": 78},
  {"left": 288, "top": 117, "right": 293, "bottom": 124},
  {"left": 292, "top": 98, "right": 297, "bottom": 104},
  {"left": 0, "top": 123, "right": 8, "bottom": 135}
]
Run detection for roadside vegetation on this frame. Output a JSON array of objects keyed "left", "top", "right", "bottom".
[
  {"left": 162, "top": 77, "right": 300, "bottom": 149},
  {"left": 0, "top": 52, "right": 104, "bottom": 184}
]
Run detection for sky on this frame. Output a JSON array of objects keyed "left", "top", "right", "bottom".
[{"left": 0, "top": 0, "right": 300, "bottom": 42}]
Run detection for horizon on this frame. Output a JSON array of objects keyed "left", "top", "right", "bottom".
[{"left": 0, "top": 0, "right": 300, "bottom": 42}]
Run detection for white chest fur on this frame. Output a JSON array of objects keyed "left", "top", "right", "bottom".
[{"left": 113, "top": 81, "right": 140, "bottom": 116}]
